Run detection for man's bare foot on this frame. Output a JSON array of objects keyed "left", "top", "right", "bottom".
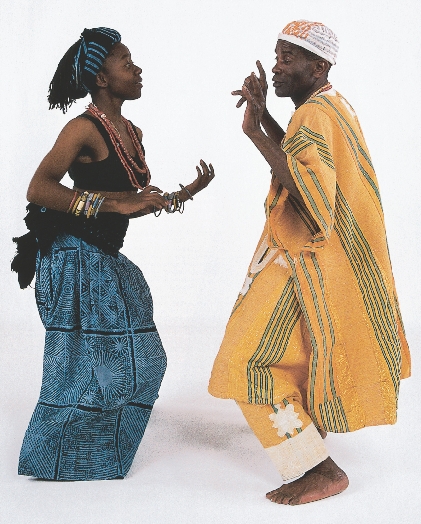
[
  {"left": 317, "top": 428, "right": 327, "bottom": 439},
  {"left": 266, "top": 457, "right": 348, "bottom": 505}
]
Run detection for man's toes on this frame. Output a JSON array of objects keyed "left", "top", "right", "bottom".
[
  {"left": 280, "top": 494, "right": 295, "bottom": 505},
  {"left": 269, "top": 493, "right": 283, "bottom": 504},
  {"left": 266, "top": 488, "right": 282, "bottom": 499},
  {"left": 266, "top": 488, "right": 295, "bottom": 505},
  {"left": 266, "top": 489, "right": 280, "bottom": 503},
  {"left": 266, "top": 486, "right": 283, "bottom": 496},
  {"left": 266, "top": 491, "right": 282, "bottom": 503}
]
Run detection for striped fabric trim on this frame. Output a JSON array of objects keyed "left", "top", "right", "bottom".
[
  {"left": 306, "top": 99, "right": 323, "bottom": 107},
  {"left": 267, "top": 175, "right": 284, "bottom": 214},
  {"left": 299, "top": 254, "right": 327, "bottom": 408},
  {"left": 303, "top": 235, "right": 326, "bottom": 250},
  {"left": 336, "top": 119, "right": 382, "bottom": 204},
  {"left": 284, "top": 250, "right": 346, "bottom": 430},
  {"left": 334, "top": 186, "right": 402, "bottom": 393},
  {"left": 289, "top": 195, "right": 320, "bottom": 235},
  {"left": 317, "top": 96, "right": 383, "bottom": 208},
  {"left": 310, "top": 252, "right": 337, "bottom": 399},
  {"left": 298, "top": 254, "right": 332, "bottom": 413},
  {"left": 284, "top": 251, "right": 318, "bottom": 422},
  {"left": 318, "top": 396, "right": 349, "bottom": 432},
  {"left": 290, "top": 157, "right": 331, "bottom": 235},
  {"left": 283, "top": 125, "right": 335, "bottom": 170},
  {"left": 306, "top": 167, "right": 334, "bottom": 219},
  {"left": 247, "top": 278, "right": 301, "bottom": 403}
]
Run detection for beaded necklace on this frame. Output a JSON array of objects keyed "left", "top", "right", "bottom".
[
  {"left": 87, "top": 103, "right": 151, "bottom": 189},
  {"left": 306, "top": 82, "right": 332, "bottom": 102}
]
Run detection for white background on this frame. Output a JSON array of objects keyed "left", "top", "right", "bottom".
[{"left": 1, "top": 1, "right": 420, "bottom": 523}]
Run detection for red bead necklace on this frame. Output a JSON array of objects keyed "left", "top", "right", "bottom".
[
  {"left": 308, "top": 82, "right": 332, "bottom": 101},
  {"left": 87, "top": 103, "right": 151, "bottom": 189}
]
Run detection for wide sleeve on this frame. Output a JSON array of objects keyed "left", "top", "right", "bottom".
[{"left": 282, "top": 104, "right": 337, "bottom": 244}]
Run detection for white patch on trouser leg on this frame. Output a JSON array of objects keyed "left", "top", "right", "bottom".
[
  {"left": 265, "top": 423, "right": 328, "bottom": 482},
  {"left": 269, "top": 403, "right": 303, "bottom": 437}
]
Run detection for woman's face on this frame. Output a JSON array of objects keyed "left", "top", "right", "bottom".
[{"left": 99, "top": 42, "right": 142, "bottom": 100}]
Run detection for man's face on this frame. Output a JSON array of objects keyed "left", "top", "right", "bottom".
[{"left": 272, "top": 40, "right": 318, "bottom": 100}]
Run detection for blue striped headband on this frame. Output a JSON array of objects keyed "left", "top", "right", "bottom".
[{"left": 72, "top": 27, "right": 121, "bottom": 94}]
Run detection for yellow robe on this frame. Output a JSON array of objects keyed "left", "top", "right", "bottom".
[{"left": 209, "top": 88, "right": 410, "bottom": 433}]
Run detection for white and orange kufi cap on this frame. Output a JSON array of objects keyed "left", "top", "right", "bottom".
[{"left": 279, "top": 20, "right": 339, "bottom": 65}]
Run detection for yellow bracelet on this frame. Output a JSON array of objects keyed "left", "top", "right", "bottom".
[{"left": 74, "top": 191, "right": 89, "bottom": 217}]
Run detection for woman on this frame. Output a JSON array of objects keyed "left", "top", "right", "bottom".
[{"left": 12, "top": 27, "right": 214, "bottom": 481}]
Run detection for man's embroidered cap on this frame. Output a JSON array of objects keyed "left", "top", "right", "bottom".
[{"left": 279, "top": 20, "right": 339, "bottom": 65}]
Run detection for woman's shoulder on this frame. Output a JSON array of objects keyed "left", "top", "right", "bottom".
[
  {"left": 134, "top": 125, "right": 143, "bottom": 141},
  {"left": 64, "top": 113, "right": 101, "bottom": 132},
  {"left": 55, "top": 114, "right": 103, "bottom": 146}
]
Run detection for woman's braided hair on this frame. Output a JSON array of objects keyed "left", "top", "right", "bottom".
[{"left": 48, "top": 27, "right": 121, "bottom": 113}]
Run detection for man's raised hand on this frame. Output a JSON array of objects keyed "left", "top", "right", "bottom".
[
  {"left": 232, "top": 60, "right": 268, "bottom": 108},
  {"left": 239, "top": 71, "right": 267, "bottom": 136}
]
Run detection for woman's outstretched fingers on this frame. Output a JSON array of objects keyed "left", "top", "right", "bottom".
[
  {"left": 192, "top": 160, "right": 215, "bottom": 192},
  {"left": 200, "top": 160, "right": 215, "bottom": 179},
  {"left": 200, "top": 159, "right": 210, "bottom": 175}
]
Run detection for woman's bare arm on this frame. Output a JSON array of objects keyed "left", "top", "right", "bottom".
[{"left": 27, "top": 118, "right": 167, "bottom": 215}]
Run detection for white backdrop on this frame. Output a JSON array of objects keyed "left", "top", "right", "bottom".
[{"left": 1, "top": 1, "right": 420, "bottom": 523}]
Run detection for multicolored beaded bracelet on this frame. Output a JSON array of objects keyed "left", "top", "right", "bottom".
[{"left": 69, "top": 191, "right": 105, "bottom": 218}]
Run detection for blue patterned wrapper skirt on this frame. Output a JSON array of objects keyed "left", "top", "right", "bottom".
[{"left": 18, "top": 234, "right": 167, "bottom": 480}]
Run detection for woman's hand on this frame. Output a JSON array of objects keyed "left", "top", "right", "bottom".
[
  {"left": 182, "top": 160, "right": 215, "bottom": 198},
  {"left": 115, "top": 186, "right": 167, "bottom": 216},
  {"left": 118, "top": 161, "right": 214, "bottom": 218}
]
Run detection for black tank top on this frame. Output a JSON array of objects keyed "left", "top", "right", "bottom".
[{"left": 68, "top": 113, "right": 148, "bottom": 191}]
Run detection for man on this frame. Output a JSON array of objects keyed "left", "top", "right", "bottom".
[{"left": 209, "top": 20, "right": 410, "bottom": 505}]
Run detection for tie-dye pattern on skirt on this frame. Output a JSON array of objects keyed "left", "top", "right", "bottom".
[{"left": 18, "top": 234, "right": 167, "bottom": 480}]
